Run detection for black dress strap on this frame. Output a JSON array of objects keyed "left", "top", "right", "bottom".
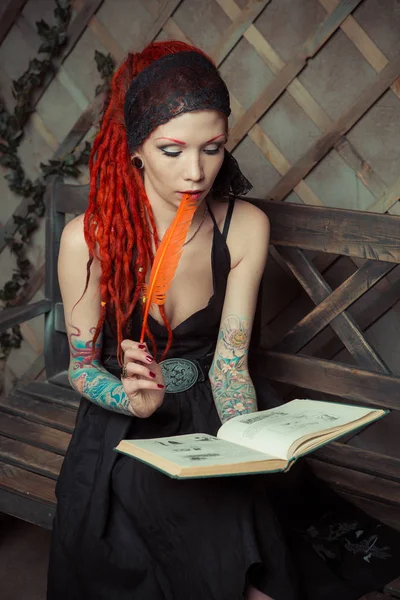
[
  {"left": 222, "top": 198, "right": 235, "bottom": 240},
  {"left": 207, "top": 199, "right": 235, "bottom": 240}
]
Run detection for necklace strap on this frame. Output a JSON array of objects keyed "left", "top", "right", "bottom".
[{"left": 183, "top": 203, "right": 208, "bottom": 247}]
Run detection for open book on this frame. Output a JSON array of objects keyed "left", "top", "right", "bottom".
[{"left": 115, "top": 399, "right": 387, "bottom": 479}]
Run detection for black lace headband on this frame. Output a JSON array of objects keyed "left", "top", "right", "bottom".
[{"left": 123, "top": 51, "right": 252, "bottom": 197}]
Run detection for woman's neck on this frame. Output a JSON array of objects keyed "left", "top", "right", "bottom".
[{"left": 146, "top": 190, "right": 209, "bottom": 241}]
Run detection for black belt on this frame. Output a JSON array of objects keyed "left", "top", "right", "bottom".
[{"left": 159, "top": 353, "right": 214, "bottom": 393}]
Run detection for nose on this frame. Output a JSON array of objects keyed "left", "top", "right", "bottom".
[{"left": 184, "top": 152, "right": 204, "bottom": 183}]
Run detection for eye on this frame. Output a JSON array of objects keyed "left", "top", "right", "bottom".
[
  {"left": 161, "top": 150, "right": 181, "bottom": 158},
  {"left": 204, "top": 145, "right": 223, "bottom": 155},
  {"left": 158, "top": 146, "right": 182, "bottom": 158}
]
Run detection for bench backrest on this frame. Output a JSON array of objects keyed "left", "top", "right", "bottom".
[
  {"left": 44, "top": 177, "right": 89, "bottom": 377},
  {"left": 251, "top": 197, "right": 400, "bottom": 413}
]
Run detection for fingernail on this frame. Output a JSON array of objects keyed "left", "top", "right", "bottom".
[
  {"left": 145, "top": 355, "right": 153, "bottom": 363},
  {"left": 157, "top": 384, "right": 164, "bottom": 389},
  {"left": 138, "top": 344, "right": 146, "bottom": 349},
  {"left": 149, "top": 371, "right": 156, "bottom": 378}
]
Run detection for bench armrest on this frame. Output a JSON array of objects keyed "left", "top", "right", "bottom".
[{"left": 0, "top": 299, "right": 52, "bottom": 332}]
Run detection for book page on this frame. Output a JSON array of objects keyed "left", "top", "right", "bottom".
[
  {"left": 217, "top": 399, "right": 376, "bottom": 459},
  {"left": 119, "top": 433, "right": 276, "bottom": 468}
]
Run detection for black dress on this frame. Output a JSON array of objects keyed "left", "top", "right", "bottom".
[{"left": 47, "top": 201, "right": 400, "bottom": 600}]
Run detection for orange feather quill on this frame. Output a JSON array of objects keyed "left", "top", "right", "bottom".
[{"left": 140, "top": 194, "right": 198, "bottom": 342}]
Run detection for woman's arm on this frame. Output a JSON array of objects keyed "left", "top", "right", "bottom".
[
  {"left": 58, "top": 215, "right": 133, "bottom": 416},
  {"left": 209, "top": 202, "right": 270, "bottom": 423}
]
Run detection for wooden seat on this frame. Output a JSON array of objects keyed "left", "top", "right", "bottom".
[
  {"left": 0, "top": 375, "right": 78, "bottom": 527},
  {"left": 0, "top": 176, "right": 86, "bottom": 528},
  {"left": 0, "top": 177, "right": 399, "bottom": 595}
]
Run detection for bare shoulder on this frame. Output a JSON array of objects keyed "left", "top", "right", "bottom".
[
  {"left": 60, "top": 214, "right": 93, "bottom": 261},
  {"left": 231, "top": 199, "right": 270, "bottom": 233},
  {"left": 59, "top": 214, "right": 100, "bottom": 277},
  {"left": 61, "top": 214, "right": 86, "bottom": 249},
  {"left": 229, "top": 199, "right": 270, "bottom": 267}
]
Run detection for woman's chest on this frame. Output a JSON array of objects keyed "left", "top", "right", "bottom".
[{"left": 148, "top": 233, "right": 215, "bottom": 330}]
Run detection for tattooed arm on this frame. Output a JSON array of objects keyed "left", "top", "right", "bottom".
[
  {"left": 209, "top": 201, "right": 270, "bottom": 423},
  {"left": 58, "top": 215, "right": 133, "bottom": 416},
  {"left": 67, "top": 327, "right": 132, "bottom": 415},
  {"left": 210, "top": 314, "right": 257, "bottom": 422}
]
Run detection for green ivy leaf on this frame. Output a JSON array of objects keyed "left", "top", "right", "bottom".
[
  {"left": 62, "top": 165, "right": 80, "bottom": 177},
  {"left": 3, "top": 280, "right": 21, "bottom": 299},
  {"left": 13, "top": 215, "right": 25, "bottom": 226},
  {"left": 36, "top": 19, "right": 51, "bottom": 37},
  {"left": 0, "top": 154, "right": 19, "bottom": 168}
]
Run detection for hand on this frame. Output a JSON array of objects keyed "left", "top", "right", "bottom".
[{"left": 120, "top": 340, "right": 165, "bottom": 418}]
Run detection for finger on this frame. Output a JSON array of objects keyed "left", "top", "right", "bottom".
[
  {"left": 124, "top": 347, "right": 154, "bottom": 366},
  {"left": 124, "top": 378, "right": 165, "bottom": 392},
  {"left": 121, "top": 339, "right": 147, "bottom": 352},
  {"left": 123, "top": 362, "right": 158, "bottom": 381}
]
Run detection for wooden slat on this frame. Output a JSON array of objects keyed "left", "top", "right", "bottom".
[
  {"left": 276, "top": 247, "right": 390, "bottom": 373},
  {"left": 0, "top": 487, "right": 55, "bottom": 529},
  {"left": 0, "top": 391, "right": 76, "bottom": 432},
  {"left": 308, "top": 271, "right": 400, "bottom": 364},
  {"left": 308, "top": 460, "right": 400, "bottom": 506},
  {"left": 16, "top": 380, "right": 80, "bottom": 409},
  {"left": 368, "top": 175, "right": 400, "bottom": 215},
  {"left": 313, "top": 442, "right": 400, "bottom": 482},
  {"left": 250, "top": 198, "right": 400, "bottom": 263},
  {"left": 339, "top": 493, "right": 400, "bottom": 534},
  {"left": 0, "top": 299, "right": 52, "bottom": 332},
  {"left": 210, "top": 0, "right": 271, "bottom": 66},
  {"left": 385, "top": 578, "right": 400, "bottom": 598},
  {"left": 253, "top": 350, "right": 400, "bottom": 409},
  {"left": 0, "top": 412, "right": 70, "bottom": 454},
  {"left": 55, "top": 302, "right": 66, "bottom": 333},
  {"left": 227, "top": 0, "right": 363, "bottom": 150},
  {"left": 275, "top": 261, "right": 394, "bottom": 354},
  {"left": 47, "top": 371, "right": 73, "bottom": 390},
  {"left": 0, "top": 0, "right": 28, "bottom": 44},
  {"left": 44, "top": 178, "right": 70, "bottom": 377},
  {"left": 145, "top": 0, "right": 183, "bottom": 45},
  {"left": 268, "top": 52, "right": 400, "bottom": 201},
  {"left": 0, "top": 461, "right": 56, "bottom": 505},
  {"left": 55, "top": 182, "right": 89, "bottom": 214},
  {"left": 0, "top": 436, "right": 63, "bottom": 479},
  {"left": 334, "top": 138, "right": 386, "bottom": 200}
]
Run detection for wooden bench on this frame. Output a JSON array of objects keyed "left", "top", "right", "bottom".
[{"left": 0, "top": 177, "right": 399, "bottom": 597}]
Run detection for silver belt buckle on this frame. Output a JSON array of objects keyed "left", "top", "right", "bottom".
[{"left": 159, "top": 358, "right": 199, "bottom": 393}]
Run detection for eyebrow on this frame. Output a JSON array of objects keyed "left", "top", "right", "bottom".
[{"left": 155, "top": 134, "right": 225, "bottom": 146}]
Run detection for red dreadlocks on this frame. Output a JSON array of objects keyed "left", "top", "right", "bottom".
[{"left": 84, "top": 41, "right": 210, "bottom": 365}]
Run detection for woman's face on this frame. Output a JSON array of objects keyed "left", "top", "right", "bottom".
[{"left": 136, "top": 110, "right": 227, "bottom": 209}]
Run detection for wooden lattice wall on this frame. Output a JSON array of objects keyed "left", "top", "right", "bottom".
[{"left": 1, "top": 0, "right": 400, "bottom": 391}]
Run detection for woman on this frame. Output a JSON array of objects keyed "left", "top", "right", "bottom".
[{"left": 47, "top": 41, "right": 399, "bottom": 600}]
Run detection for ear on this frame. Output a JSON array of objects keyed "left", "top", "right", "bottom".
[{"left": 132, "top": 156, "right": 144, "bottom": 169}]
